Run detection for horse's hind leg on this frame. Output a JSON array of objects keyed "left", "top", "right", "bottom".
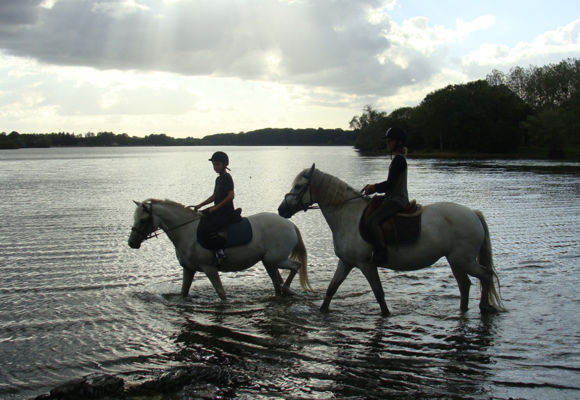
[
  {"left": 359, "top": 264, "right": 390, "bottom": 317},
  {"left": 200, "top": 266, "right": 227, "bottom": 300},
  {"left": 263, "top": 262, "right": 285, "bottom": 296},
  {"left": 452, "top": 260, "right": 495, "bottom": 314},
  {"left": 278, "top": 258, "right": 301, "bottom": 294},
  {"left": 449, "top": 264, "right": 471, "bottom": 312},
  {"left": 282, "top": 270, "right": 297, "bottom": 294},
  {"left": 321, "top": 259, "right": 353, "bottom": 313}
]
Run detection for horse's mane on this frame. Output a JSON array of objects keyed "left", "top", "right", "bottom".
[
  {"left": 313, "top": 169, "right": 366, "bottom": 205},
  {"left": 147, "top": 198, "right": 201, "bottom": 218}
]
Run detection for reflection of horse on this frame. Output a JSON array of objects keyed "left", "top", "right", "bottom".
[
  {"left": 278, "top": 165, "right": 503, "bottom": 316},
  {"left": 129, "top": 199, "right": 311, "bottom": 299}
]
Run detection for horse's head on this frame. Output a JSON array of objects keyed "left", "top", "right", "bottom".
[
  {"left": 128, "top": 200, "right": 158, "bottom": 249},
  {"left": 278, "top": 163, "right": 316, "bottom": 218}
]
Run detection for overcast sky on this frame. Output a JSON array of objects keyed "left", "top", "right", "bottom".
[{"left": 1, "top": 0, "right": 579, "bottom": 138}]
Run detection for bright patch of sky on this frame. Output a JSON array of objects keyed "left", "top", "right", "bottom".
[{"left": 0, "top": 0, "right": 578, "bottom": 138}]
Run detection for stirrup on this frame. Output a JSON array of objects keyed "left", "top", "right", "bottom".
[{"left": 215, "top": 249, "right": 226, "bottom": 264}]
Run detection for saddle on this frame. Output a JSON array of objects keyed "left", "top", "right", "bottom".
[
  {"left": 197, "top": 209, "right": 253, "bottom": 250},
  {"left": 359, "top": 197, "right": 422, "bottom": 247}
]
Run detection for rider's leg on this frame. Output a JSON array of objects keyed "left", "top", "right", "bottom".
[
  {"left": 368, "top": 200, "right": 401, "bottom": 262},
  {"left": 200, "top": 213, "right": 229, "bottom": 262}
]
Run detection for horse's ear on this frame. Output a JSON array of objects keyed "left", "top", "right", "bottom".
[
  {"left": 133, "top": 200, "right": 141, "bottom": 206},
  {"left": 308, "top": 163, "right": 315, "bottom": 176}
]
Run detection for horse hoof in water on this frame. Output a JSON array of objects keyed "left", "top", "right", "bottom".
[
  {"left": 479, "top": 304, "right": 498, "bottom": 314},
  {"left": 280, "top": 286, "right": 296, "bottom": 297}
]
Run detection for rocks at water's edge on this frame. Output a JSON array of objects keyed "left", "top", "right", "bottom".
[{"left": 34, "top": 365, "right": 249, "bottom": 399}]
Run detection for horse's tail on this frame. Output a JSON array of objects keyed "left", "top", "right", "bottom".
[
  {"left": 474, "top": 210, "right": 505, "bottom": 312},
  {"left": 290, "top": 223, "right": 313, "bottom": 291}
]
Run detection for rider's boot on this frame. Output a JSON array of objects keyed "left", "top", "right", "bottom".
[
  {"left": 215, "top": 248, "right": 226, "bottom": 265},
  {"left": 369, "top": 220, "right": 389, "bottom": 264}
]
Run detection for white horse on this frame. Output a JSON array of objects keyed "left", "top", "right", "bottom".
[
  {"left": 278, "top": 165, "right": 504, "bottom": 316},
  {"left": 128, "top": 199, "right": 311, "bottom": 299}
]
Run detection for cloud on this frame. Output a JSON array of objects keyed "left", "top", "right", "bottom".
[
  {"left": 0, "top": 0, "right": 44, "bottom": 26},
  {"left": 1, "top": 0, "right": 579, "bottom": 137},
  {"left": 0, "top": 55, "right": 198, "bottom": 117},
  {"left": 462, "top": 18, "right": 580, "bottom": 73},
  {"left": 0, "top": 0, "right": 435, "bottom": 96}
]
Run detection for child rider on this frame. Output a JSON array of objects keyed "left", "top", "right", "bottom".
[{"left": 193, "top": 151, "right": 239, "bottom": 263}]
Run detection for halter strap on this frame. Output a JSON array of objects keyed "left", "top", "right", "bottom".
[
  {"left": 282, "top": 169, "right": 367, "bottom": 212},
  {"left": 134, "top": 202, "right": 200, "bottom": 242}
]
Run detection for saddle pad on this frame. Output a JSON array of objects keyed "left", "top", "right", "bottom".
[
  {"left": 383, "top": 213, "right": 421, "bottom": 244},
  {"left": 359, "top": 198, "right": 422, "bottom": 246},
  {"left": 222, "top": 217, "right": 253, "bottom": 248},
  {"left": 197, "top": 217, "right": 253, "bottom": 250}
]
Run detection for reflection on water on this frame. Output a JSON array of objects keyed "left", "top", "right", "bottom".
[{"left": 0, "top": 146, "right": 579, "bottom": 399}]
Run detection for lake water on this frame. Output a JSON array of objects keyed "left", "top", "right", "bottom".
[{"left": 1, "top": 146, "right": 579, "bottom": 399}]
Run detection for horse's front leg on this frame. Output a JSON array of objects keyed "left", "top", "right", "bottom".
[
  {"left": 321, "top": 259, "right": 353, "bottom": 313},
  {"left": 181, "top": 267, "right": 196, "bottom": 297},
  {"left": 200, "top": 266, "right": 227, "bottom": 300},
  {"left": 359, "top": 264, "right": 390, "bottom": 316}
]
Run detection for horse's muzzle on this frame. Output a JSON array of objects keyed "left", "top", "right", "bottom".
[
  {"left": 128, "top": 232, "right": 142, "bottom": 249},
  {"left": 278, "top": 204, "right": 291, "bottom": 218}
]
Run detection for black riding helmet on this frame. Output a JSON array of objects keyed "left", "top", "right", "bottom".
[
  {"left": 209, "top": 151, "right": 229, "bottom": 164},
  {"left": 385, "top": 127, "right": 407, "bottom": 145},
  {"left": 209, "top": 151, "right": 230, "bottom": 170}
]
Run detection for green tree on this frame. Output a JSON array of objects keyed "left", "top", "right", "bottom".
[
  {"left": 351, "top": 105, "right": 388, "bottom": 152},
  {"left": 413, "top": 80, "right": 529, "bottom": 153},
  {"left": 490, "top": 58, "right": 580, "bottom": 111}
]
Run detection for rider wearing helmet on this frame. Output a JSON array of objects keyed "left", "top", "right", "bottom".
[
  {"left": 194, "top": 151, "right": 240, "bottom": 262},
  {"left": 362, "top": 127, "right": 410, "bottom": 263}
]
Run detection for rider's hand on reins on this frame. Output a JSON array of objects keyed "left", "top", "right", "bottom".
[{"left": 362, "top": 184, "right": 375, "bottom": 195}]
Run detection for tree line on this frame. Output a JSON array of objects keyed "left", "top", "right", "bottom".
[
  {"left": 0, "top": 128, "right": 356, "bottom": 149},
  {"left": 352, "top": 58, "right": 580, "bottom": 159},
  {"left": 3, "top": 58, "right": 578, "bottom": 159}
]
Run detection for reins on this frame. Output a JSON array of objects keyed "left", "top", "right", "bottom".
[
  {"left": 132, "top": 203, "right": 200, "bottom": 242},
  {"left": 305, "top": 194, "right": 365, "bottom": 210},
  {"left": 283, "top": 168, "right": 367, "bottom": 212}
]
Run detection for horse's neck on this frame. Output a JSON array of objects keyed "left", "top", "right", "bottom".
[
  {"left": 312, "top": 170, "right": 361, "bottom": 206},
  {"left": 312, "top": 170, "right": 367, "bottom": 231},
  {"left": 152, "top": 201, "right": 200, "bottom": 242},
  {"left": 153, "top": 202, "right": 185, "bottom": 226}
]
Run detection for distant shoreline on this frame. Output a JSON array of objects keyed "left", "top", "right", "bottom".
[
  {"left": 3, "top": 128, "right": 579, "bottom": 161},
  {"left": 3, "top": 144, "right": 580, "bottom": 164}
]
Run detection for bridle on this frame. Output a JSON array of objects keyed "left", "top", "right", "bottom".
[
  {"left": 282, "top": 170, "right": 316, "bottom": 212},
  {"left": 131, "top": 202, "right": 199, "bottom": 243},
  {"left": 131, "top": 203, "right": 156, "bottom": 241},
  {"left": 281, "top": 169, "right": 367, "bottom": 214}
]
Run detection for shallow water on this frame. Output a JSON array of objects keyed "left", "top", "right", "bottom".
[{"left": 0, "top": 146, "right": 579, "bottom": 399}]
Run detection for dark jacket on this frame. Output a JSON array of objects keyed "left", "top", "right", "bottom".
[{"left": 374, "top": 154, "right": 409, "bottom": 208}]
